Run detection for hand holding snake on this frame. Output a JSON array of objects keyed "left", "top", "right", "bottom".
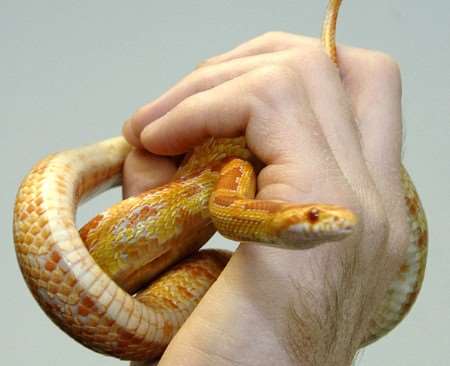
[{"left": 14, "top": 1, "right": 427, "bottom": 365}]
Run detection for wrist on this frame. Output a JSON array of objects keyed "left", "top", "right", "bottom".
[{"left": 156, "top": 243, "right": 365, "bottom": 366}]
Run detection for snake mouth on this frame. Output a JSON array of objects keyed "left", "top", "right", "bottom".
[{"left": 279, "top": 220, "right": 354, "bottom": 249}]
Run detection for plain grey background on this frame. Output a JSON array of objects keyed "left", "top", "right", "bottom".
[{"left": 2, "top": 0, "right": 449, "bottom": 365}]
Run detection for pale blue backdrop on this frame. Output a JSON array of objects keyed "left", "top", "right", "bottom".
[{"left": 2, "top": 1, "right": 449, "bottom": 365}]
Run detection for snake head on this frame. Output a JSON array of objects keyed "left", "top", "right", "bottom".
[{"left": 271, "top": 204, "right": 357, "bottom": 249}]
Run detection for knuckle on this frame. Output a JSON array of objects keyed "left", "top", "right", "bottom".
[
  {"left": 261, "top": 31, "right": 291, "bottom": 43},
  {"left": 178, "top": 93, "right": 202, "bottom": 115},
  {"left": 255, "top": 64, "right": 297, "bottom": 90},
  {"left": 371, "top": 51, "right": 401, "bottom": 74},
  {"left": 369, "top": 51, "right": 402, "bottom": 91},
  {"left": 300, "top": 46, "right": 334, "bottom": 70},
  {"left": 187, "top": 67, "right": 217, "bottom": 89},
  {"left": 277, "top": 45, "right": 336, "bottom": 77},
  {"left": 259, "top": 31, "right": 301, "bottom": 50},
  {"left": 282, "top": 47, "right": 306, "bottom": 63},
  {"left": 250, "top": 64, "right": 300, "bottom": 105}
]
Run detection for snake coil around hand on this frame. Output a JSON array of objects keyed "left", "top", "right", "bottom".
[{"left": 13, "top": 0, "right": 427, "bottom": 361}]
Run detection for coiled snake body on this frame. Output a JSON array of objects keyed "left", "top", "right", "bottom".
[{"left": 13, "top": 0, "right": 427, "bottom": 361}]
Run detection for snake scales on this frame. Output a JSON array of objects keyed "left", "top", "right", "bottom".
[{"left": 13, "top": 0, "right": 427, "bottom": 361}]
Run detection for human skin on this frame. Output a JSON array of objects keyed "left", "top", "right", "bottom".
[{"left": 122, "top": 32, "right": 409, "bottom": 366}]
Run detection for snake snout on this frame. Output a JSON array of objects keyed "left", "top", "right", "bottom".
[{"left": 273, "top": 205, "right": 357, "bottom": 249}]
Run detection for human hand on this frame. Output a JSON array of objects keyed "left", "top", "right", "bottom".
[{"left": 123, "top": 32, "right": 409, "bottom": 366}]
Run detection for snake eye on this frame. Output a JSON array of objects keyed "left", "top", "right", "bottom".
[{"left": 307, "top": 208, "right": 320, "bottom": 224}]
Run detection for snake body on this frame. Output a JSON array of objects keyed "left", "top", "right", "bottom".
[{"left": 13, "top": 0, "right": 427, "bottom": 361}]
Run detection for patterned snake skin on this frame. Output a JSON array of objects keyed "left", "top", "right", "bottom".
[{"left": 13, "top": 0, "right": 427, "bottom": 361}]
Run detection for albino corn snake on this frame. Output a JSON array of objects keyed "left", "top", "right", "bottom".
[{"left": 13, "top": 0, "right": 428, "bottom": 361}]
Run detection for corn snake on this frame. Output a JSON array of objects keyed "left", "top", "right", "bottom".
[{"left": 13, "top": 0, "right": 428, "bottom": 361}]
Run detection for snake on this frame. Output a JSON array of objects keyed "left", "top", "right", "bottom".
[{"left": 13, "top": 0, "right": 428, "bottom": 362}]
